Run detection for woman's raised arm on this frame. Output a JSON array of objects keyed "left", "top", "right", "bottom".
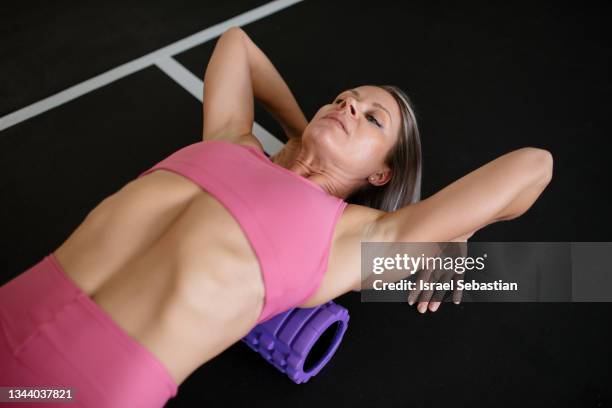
[
  {"left": 371, "top": 147, "right": 554, "bottom": 243},
  {"left": 202, "top": 26, "right": 308, "bottom": 144},
  {"left": 240, "top": 28, "right": 308, "bottom": 141}
]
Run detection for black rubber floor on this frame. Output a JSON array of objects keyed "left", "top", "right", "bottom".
[{"left": 1, "top": 2, "right": 610, "bottom": 407}]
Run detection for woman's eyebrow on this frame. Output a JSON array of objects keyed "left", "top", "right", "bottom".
[{"left": 347, "top": 89, "right": 392, "bottom": 125}]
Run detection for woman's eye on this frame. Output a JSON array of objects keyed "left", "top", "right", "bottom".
[
  {"left": 367, "top": 114, "right": 382, "bottom": 128},
  {"left": 334, "top": 98, "right": 382, "bottom": 128}
]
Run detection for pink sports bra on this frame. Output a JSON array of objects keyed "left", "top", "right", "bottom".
[{"left": 138, "top": 139, "right": 348, "bottom": 323}]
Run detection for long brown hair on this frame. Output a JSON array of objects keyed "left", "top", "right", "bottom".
[{"left": 346, "top": 85, "right": 423, "bottom": 212}]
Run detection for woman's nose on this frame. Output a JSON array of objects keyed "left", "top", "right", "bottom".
[{"left": 340, "top": 98, "right": 357, "bottom": 117}]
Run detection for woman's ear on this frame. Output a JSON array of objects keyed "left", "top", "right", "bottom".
[{"left": 369, "top": 167, "right": 392, "bottom": 186}]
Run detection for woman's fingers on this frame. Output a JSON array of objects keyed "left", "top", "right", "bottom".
[
  {"left": 417, "top": 301, "right": 429, "bottom": 313},
  {"left": 428, "top": 271, "right": 454, "bottom": 312},
  {"left": 410, "top": 267, "right": 465, "bottom": 313},
  {"left": 452, "top": 272, "right": 464, "bottom": 304},
  {"left": 418, "top": 268, "right": 458, "bottom": 313},
  {"left": 407, "top": 268, "right": 432, "bottom": 307},
  {"left": 409, "top": 242, "right": 468, "bottom": 313},
  {"left": 416, "top": 278, "right": 436, "bottom": 313}
]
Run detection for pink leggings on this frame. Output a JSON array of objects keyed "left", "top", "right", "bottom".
[{"left": 0, "top": 254, "right": 178, "bottom": 407}]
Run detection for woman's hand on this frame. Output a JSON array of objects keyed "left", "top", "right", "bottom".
[{"left": 408, "top": 240, "right": 468, "bottom": 313}]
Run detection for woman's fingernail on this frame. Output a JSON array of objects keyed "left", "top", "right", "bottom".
[
  {"left": 418, "top": 303, "right": 427, "bottom": 313},
  {"left": 430, "top": 302, "right": 440, "bottom": 312}
]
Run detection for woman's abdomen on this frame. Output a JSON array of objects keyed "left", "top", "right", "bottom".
[
  {"left": 53, "top": 169, "right": 203, "bottom": 296},
  {"left": 89, "top": 189, "right": 266, "bottom": 384},
  {"left": 52, "top": 169, "right": 265, "bottom": 384}
]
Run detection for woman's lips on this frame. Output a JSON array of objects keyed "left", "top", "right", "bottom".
[{"left": 322, "top": 117, "right": 347, "bottom": 134}]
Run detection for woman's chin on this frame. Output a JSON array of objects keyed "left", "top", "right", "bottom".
[
  {"left": 309, "top": 125, "right": 345, "bottom": 145},
  {"left": 303, "top": 124, "right": 347, "bottom": 155}
]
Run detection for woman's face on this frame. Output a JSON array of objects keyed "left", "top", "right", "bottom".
[{"left": 301, "top": 85, "right": 402, "bottom": 186}]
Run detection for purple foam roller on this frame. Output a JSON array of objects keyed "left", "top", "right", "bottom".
[{"left": 241, "top": 301, "right": 349, "bottom": 384}]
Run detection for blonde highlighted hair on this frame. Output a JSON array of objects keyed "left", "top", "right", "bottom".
[{"left": 346, "top": 84, "right": 423, "bottom": 212}]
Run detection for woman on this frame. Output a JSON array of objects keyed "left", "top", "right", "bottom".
[{"left": 0, "top": 27, "right": 553, "bottom": 407}]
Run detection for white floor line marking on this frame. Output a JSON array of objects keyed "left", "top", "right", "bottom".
[
  {"left": 0, "top": 0, "right": 303, "bottom": 132},
  {"left": 156, "top": 57, "right": 284, "bottom": 155},
  {"left": 156, "top": 57, "right": 203, "bottom": 101},
  {"left": 252, "top": 122, "right": 285, "bottom": 155}
]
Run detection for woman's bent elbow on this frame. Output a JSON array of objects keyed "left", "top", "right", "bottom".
[
  {"left": 518, "top": 147, "right": 554, "bottom": 186},
  {"left": 536, "top": 148, "right": 554, "bottom": 186}
]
